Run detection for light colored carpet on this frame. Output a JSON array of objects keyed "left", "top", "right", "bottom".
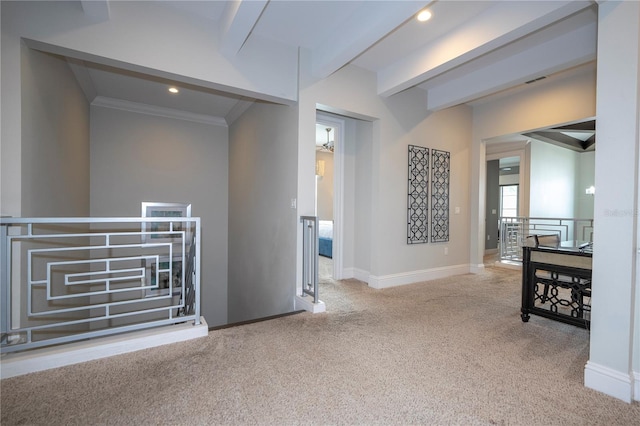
[
  {"left": 319, "top": 255, "right": 333, "bottom": 281},
  {"left": 2, "top": 266, "right": 639, "bottom": 425}
]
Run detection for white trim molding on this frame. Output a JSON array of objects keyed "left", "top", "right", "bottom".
[
  {"left": 340, "top": 267, "right": 371, "bottom": 283},
  {"left": 368, "top": 264, "right": 471, "bottom": 289},
  {"left": 341, "top": 267, "right": 355, "bottom": 279},
  {"left": 92, "top": 96, "right": 228, "bottom": 127},
  {"left": 584, "top": 361, "right": 634, "bottom": 403},
  {"left": 634, "top": 370, "right": 640, "bottom": 402},
  {"left": 295, "top": 295, "right": 326, "bottom": 313},
  {"left": 1, "top": 317, "right": 208, "bottom": 379},
  {"left": 353, "top": 268, "right": 370, "bottom": 283},
  {"left": 469, "top": 263, "right": 486, "bottom": 274}
]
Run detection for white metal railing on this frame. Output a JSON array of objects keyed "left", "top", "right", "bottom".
[
  {"left": 499, "top": 216, "right": 594, "bottom": 262},
  {"left": 300, "top": 216, "right": 319, "bottom": 303},
  {"left": 1, "top": 216, "right": 201, "bottom": 353}
]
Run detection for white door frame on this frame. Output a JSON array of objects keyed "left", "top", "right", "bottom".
[{"left": 316, "top": 113, "right": 345, "bottom": 280}]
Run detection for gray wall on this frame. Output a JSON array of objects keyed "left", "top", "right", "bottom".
[
  {"left": 353, "top": 119, "right": 373, "bottom": 275},
  {"left": 485, "top": 160, "right": 500, "bottom": 250},
  {"left": 20, "top": 47, "right": 90, "bottom": 217},
  {"left": 228, "top": 102, "right": 298, "bottom": 323},
  {"left": 89, "top": 106, "right": 229, "bottom": 327},
  {"left": 341, "top": 115, "right": 368, "bottom": 273},
  {"left": 524, "top": 141, "right": 595, "bottom": 221},
  {"left": 19, "top": 46, "right": 91, "bottom": 333}
]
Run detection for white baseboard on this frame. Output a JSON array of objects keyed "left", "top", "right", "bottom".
[
  {"left": 341, "top": 267, "right": 355, "bottom": 279},
  {"left": 353, "top": 268, "right": 370, "bottom": 283},
  {"left": 340, "top": 267, "right": 370, "bottom": 283},
  {"left": 294, "top": 295, "right": 326, "bottom": 313},
  {"left": 368, "top": 264, "right": 471, "bottom": 289},
  {"left": 469, "top": 263, "right": 485, "bottom": 274},
  {"left": 634, "top": 370, "right": 640, "bottom": 402},
  {"left": 493, "top": 260, "right": 522, "bottom": 271},
  {"left": 584, "top": 361, "right": 634, "bottom": 403},
  {"left": 1, "top": 317, "right": 208, "bottom": 379}
]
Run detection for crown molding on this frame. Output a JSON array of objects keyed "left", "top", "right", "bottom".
[{"left": 91, "top": 96, "right": 228, "bottom": 127}]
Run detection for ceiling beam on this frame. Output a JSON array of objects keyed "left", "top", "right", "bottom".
[
  {"left": 524, "top": 131, "right": 588, "bottom": 152},
  {"left": 311, "top": 1, "right": 430, "bottom": 79},
  {"left": 425, "top": 20, "right": 596, "bottom": 111},
  {"left": 81, "top": 0, "right": 110, "bottom": 20},
  {"left": 553, "top": 120, "right": 596, "bottom": 132},
  {"left": 219, "top": 0, "right": 268, "bottom": 57},
  {"left": 378, "top": 0, "right": 593, "bottom": 97}
]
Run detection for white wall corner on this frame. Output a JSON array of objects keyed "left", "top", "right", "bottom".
[
  {"left": 368, "top": 264, "right": 471, "bottom": 290},
  {"left": 353, "top": 268, "right": 370, "bottom": 284},
  {"left": 584, "top": 361, "right": 634, "bottom": 403},
  {"left": 469, "top": 263, "right": 486, "bottom": 274},
  {"left": 341, "top": 267, "right": 355, "bottom": 279},
  {"left": 295, "top": 295, "right": 326, "bottom": 314},
  {"left": 368, "top": 275, "right": 382, "bottom": 289}
]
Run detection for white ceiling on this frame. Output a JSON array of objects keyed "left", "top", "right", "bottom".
[
  {"left": 67, "top": 0, "right": 598, "bottom": 130},
  {"left": 352, "top": 1, "right": 496, "bottom": 71}
]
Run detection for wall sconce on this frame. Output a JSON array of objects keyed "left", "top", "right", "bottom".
[
  {"left": 585, "top": 186, "right": 595, "bottom": 195},
  {"left": 316, "top": 160, "right": 325, "bottom": 178}
]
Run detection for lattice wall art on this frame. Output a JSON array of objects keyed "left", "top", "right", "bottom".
[
  {"left": 407, "top": 145, "right": 429, "bottom": 244},
  {"left": 431, "top": 149, "right": 450, "bottom": 242}
]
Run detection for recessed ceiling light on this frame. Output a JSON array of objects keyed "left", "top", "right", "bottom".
[
  {"left": 417, "top": 9, "right": 432, "bottom": 22},
  {"left": 168, "top": 87, "right": 179, "bottom": 94}
]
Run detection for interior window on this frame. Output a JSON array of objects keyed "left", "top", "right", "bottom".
[{"left": 500, "top": 185, "right": 519, "bottom": 217}]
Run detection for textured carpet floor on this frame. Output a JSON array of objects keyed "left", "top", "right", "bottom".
[{"left": 1, "top": 265, "right": 638, "bottom": 425}]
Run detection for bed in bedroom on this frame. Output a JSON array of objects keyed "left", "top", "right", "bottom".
[{"left": 318, "top": 220, "right": 333, "bottom": 258}]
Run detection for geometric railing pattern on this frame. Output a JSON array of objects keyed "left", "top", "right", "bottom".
[
  {"left": 499, "top": 216, "right": 594, "bottom": 263},
  {"left": 0, "top": 217, "right": 200, "bottom": 354}
]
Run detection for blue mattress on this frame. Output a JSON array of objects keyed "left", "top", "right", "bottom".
[{"left": 319, "top": 237, "right": 332, "bottom": 258}]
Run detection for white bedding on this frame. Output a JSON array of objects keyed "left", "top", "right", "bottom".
[{"left": 318, "top": 220, "right": 333, "bottom": 239}]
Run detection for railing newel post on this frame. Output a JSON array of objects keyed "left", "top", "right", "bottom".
[
  {"left": 299, "top": 216, "right": 319, "bottom": 303},
  {"left": 1, "top": 223, "right": 9, "bottom": 343}
]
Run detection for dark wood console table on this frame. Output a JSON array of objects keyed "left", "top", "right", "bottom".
[{"left": 521, "top": 245, "right": 592, "bottom": 329}]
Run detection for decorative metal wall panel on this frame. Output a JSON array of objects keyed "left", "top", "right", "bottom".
[
  {"left": 431, "top": 149, "right": 450, "bottom": 242},
  {"left": 407, "top": 145, "right": 429, "bottom": 244}
]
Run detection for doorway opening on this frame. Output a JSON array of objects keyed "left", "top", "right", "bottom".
[
  {"left": 485, "top": 152, "right": 524, "bottom": 264},
  {"left": 315, "top": 113, "right": 344, "bottom": 282},
  {"left": 481, "top": 118, "right": 596, "bottom": 266}
]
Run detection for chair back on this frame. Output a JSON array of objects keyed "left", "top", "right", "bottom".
[{"left": 535, "top": 234, "right": 560, "bottom": 248}]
